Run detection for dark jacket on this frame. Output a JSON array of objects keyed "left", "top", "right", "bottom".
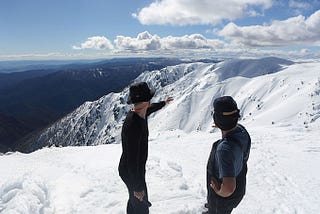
[{"left": 118, "top": 102, "right": 165, "bottom": 191}]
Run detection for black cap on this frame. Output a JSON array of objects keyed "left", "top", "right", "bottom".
[
  {"left": 127, "top": 82, "right": 155, "bottom": 104},
  {"left": 213, "top": 96, "right": 238, "bottom": 114},
  {"left": 213, "top": 96, "right": 240, "bottom": 130}
]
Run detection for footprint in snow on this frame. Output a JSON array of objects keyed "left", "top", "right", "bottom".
[{"left": 0, "top": 175, "right": 52, "bottom": 213}]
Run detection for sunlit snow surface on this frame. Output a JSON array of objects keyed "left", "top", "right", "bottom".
[
  {"left": 1, "top": 127, "right": 319, "bottom": 213},
  {"left": 1, "top": 58, "right": 320, "bottom": 213}
]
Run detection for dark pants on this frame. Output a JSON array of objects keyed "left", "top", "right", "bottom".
[
  {"left": 120, "top": 174, "right": 151, "bottom": 214},
  {"left": 206, "top": 168, "right": 246, "bottom": 214},
  {"left": 207, "top": 188, "right": 242, "bottom": 214}
]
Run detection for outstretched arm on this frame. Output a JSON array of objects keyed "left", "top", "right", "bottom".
[{"left": 146, "top": 97, "right": 174, "bottom": 116}]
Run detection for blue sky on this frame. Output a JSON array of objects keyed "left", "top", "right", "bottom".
[{"left": 1, "top": 0, "right": 320, "bottom": 60}]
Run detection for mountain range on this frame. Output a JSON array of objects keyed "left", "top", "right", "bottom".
[
  {"left": 1, "top": 57, "right": 204, "bottom": 152},
  {"left": 23, "top": 57, "right": 320, "bottom": 152},
  {"left": 1, "top": 56, "right": 320, "bottom": 213}
]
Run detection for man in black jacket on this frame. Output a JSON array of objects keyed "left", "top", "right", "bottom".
[
  {"left": 118, "top": 82, "right": 173, "bottom": 214},
  {"left": 205, "top": 96, "right": 251, "bottom": 214}
]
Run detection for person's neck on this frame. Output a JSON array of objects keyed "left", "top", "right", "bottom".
[
  {"left": 221, "top": 125, "right": 237, "bottom": 137},
  {"left": 131, "top": 107, "right": 147, "bottom": 119}
]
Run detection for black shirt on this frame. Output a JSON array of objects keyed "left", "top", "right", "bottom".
[{"left": 118, "top": 101, "right": 165, "bottom": 191}]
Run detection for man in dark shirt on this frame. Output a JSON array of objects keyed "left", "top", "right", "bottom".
[
  {"left": 205, "top": 96, "right": 251, "bottom": 214},
  {"left": 118, "top": 82, "right": 173, "bottom": 214}
]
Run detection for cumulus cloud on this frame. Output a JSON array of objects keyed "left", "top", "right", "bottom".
[
  {"left": 219, "top": 9, "right": 320, "bottom": 46},
  {"left": 73, "top": 32, "right": 224, "bottom": 53},
  {"left": 72, "top": 36, "right": 114, "bottom": 50},
  {"left": 132, "top": 0, "right": 272, "bottom": 25},
  {"left": 114, "top": 31, "right": 225, "bottom": 51},
  {"left": 69, "top": 31, "right": 320, "bottom": 60},
  {"left": 114, "top": 31, "right": 161, "bottom": 51},
  {"left": 162, "top": 34, "right": 225, "bottom": 49}
]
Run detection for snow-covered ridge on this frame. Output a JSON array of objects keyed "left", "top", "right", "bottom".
[
  {"left": 215, "top": 57, "right": 293, "bottom": 81},
  {"left": 31, "top": 63, "right": 202, "bottom": 150},
  {"left": 1, "top": 57, "right": 320, "bottom": 214},
  {"left": 30, "top": 57, "right": 320, "bottom": 151}
]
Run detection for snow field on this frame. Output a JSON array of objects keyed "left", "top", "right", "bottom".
[{"left": 1, "top": 125, "right": 320, "bottom": 213}]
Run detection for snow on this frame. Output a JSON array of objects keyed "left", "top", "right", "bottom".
[
  {"left": 1, "top": 126, "right": 320, "bottom": 213},
  {"left": 33, "top": 58, "right": 320, "bottom": 150},
  {"left": 1, "top": 57, "right": 320, "bottom": 213}
]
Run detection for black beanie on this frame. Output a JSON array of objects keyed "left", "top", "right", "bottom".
[{"left": 213, "top": 96, "right": 240, "bottom": 131}]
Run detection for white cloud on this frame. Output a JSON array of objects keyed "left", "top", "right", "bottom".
[
  {"left": 72, "top": 32, "right": 224, "bottom": 53},
  {"left": 289, "top": 0, "right": 314, "bottom": 15},
  {"left": 68, "top": 32, "right": 320, "bottom": 60},
  {"left": 114, "top": 31, "right": 225, "bottom": 51},
  {"left": 72, "top": 36, "right": 114, "bottom": 50},
  {"left": 219, "top": 10, "right": 320, "bottom": 46},
  {"left": 114, "top": 31, "right": 161, "bottom": 51},
  {"left": 132, "top": 0, "right": 272, "bottom": 25},
  {"left": 289, "top": 0, "right": 313, "bottom": 11},
  {"left": 162, "top": 34, "right": 225, "bottom": 49}
]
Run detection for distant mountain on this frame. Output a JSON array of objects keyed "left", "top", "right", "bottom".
[
  {"left": 0, "top": 59, "right": 101, "bottom": 73},
  {"left": 0, "top": 57, "right": 195, "bottom": 152},
  {"left": 0, "top": 69, "right": 58, "bottom": 90},
  {"left": 24, "top": 57, "right": 320, "bottom": 153},
  {"left": 0, "top": 113, "right": 31, "bottom": 152}
]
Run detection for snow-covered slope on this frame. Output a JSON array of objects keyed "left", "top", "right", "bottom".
[
  {"left": 29, "top": 62, "right": 201, "bottom": 150},
  {"left": 30, "top": 57, "right": 319, "bottom": 151},
  {"left": 1, "top": 57, "right": 320, "bottom": 213},
  {"left": 1, "top": 126, "right": 320, "bottom": 213}
]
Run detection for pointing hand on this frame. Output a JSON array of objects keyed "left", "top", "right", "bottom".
[{"left": 165, "top": 97, "right": 174, "bottom": 104}]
